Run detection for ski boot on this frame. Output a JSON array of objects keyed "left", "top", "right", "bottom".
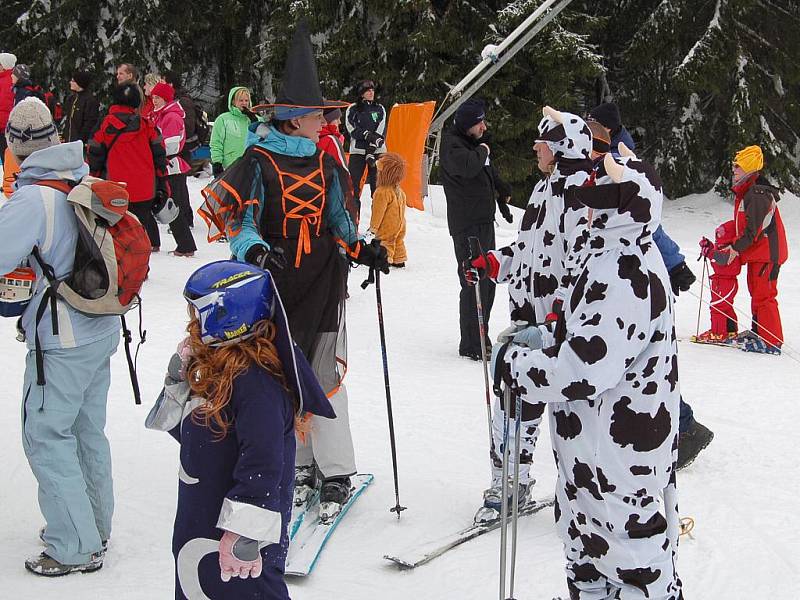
[
  {"left": 677, "top": 419, "right": 714, "bottom": 470},
  {"left": 319, "top": 476, "right": 352, "bottom": 524},
  {"left": 691, "top": 329, "right": 727, "bottom": 345},
  {"left": 293, "top": 465, "right": 319, "bottom": 507},
  {"left": 25, "top": 551, "right": 103, "bottom": 577},
  {"left": 473, "top": 476, "right": 533, "bottom": 525}
]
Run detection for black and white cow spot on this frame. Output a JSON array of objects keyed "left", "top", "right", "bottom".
[
  {"left": 616, "top": 566, "right": 662, "bottom": 596},
  {"left": 553, "top": 409, "right": 582, "bottom": 439},
  {"left": 585, "top": 281, "right": 608, "bottom": 304},
  {"left": 534, "top": 272, "right": 559, "bottom": 298},
  {"left": 597, "top": 467, "right": 616, "bottom": 493},
  {"left": 618, "top": 254, "right": 649, "bottom": 299},
  {"left": 571, "top": 561, "right": 603, "bottom": 584},
  {"left": 630, "top": 465, "right": 653, "bottom": 476},
  {"left": 583, "top": 313, "right": 601, "bottom": 327},
  {"left": 609, "top": 396, "right": 672, "bottom": 452},
  {"left": 579, "top": 533, "right": 610, "bottom": 559},
  {"left": 625, "top": 512, "right": 668, "bottom": 539},
  {"left": 665, "top": 354, "right": 678, "bottom": 392},
  {"left": 573, "top": 458, "right": 603, "bottom": 501},
  {"left": 543, "top": 230, "right": 556, "bottom": 247},
  {"left": 648, "top": 271, "right": 668, "bottom": 320},
  {"left": 568, "top": 335, "right": 608, "bottom": 365},
  {"left": 562, "top": 379, "right": 596, "bottom": 401}
]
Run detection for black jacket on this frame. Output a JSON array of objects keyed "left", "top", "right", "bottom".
[
  {"left": 345, "top": 99, "right": 387, "bottom": 155},
  {"left": 440, "top": 127, "right": 511, "bottom": 235},
  {"left": 62, "top": 89, "right": 100, "bottom": 143}
]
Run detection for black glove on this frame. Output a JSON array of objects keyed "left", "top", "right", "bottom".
[
  {"left": 155, "top": 177, "right": 171, "bottom": 198},
  {"left": 364, "top": 131, "right": 384, "bottom": 147},
  {"left": 497, "top": 199, "right": 513, "bottom": 223},
  {"left": 241, "top": 107, "right": 259, "bottom": 123},
  {"left": 353, "top": 239, "right": 389, "bottom": 274},
  {"left": 669, "top": 261, "right": 696, "bottom": 296},
  {"left": 245, "top": 244, "right": 287, "bottom": 272},
  {"left": 212, "top": 162, "right": 224, "bottom": 177}
]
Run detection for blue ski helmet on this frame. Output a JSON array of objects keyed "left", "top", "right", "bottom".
[{"left": 184, "top": 260, "right": 276, "bottom": 346}]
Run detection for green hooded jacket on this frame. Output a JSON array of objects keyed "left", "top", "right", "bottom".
[{"left": 210, "top": 86, "right": 261, "bottom": 168}]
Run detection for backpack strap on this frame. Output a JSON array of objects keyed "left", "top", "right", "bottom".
[
  {"left": 35, "top": 180, "right": 74, "bottom": 195},
  {"left": 120, "top": 300, "right": 147, "bottom": 405}
]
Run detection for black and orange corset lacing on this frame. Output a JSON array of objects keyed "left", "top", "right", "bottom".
[{"left": 254, "top": 147, "right": 328, "bottom": 268}]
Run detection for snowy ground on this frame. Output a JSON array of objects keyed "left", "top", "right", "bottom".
[{"left": 1, "top": 177, "right": 798, "bottom": 599}]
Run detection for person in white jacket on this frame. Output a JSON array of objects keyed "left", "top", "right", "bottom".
[{"left": 0, "top": 98, "right": 120, "bottom": 576}]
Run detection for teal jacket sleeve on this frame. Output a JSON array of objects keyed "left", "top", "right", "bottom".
[
  {"left": 229, "top": 161, "right": 269, "bottom": 262},
  {"left": 324, "top": 171, "right": 358, "bottom": 246}
]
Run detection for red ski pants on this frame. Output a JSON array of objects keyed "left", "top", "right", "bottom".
[
  {"left": 746, "top": 262, "right": 783, "bottom": 346},
  {"left": 709, "top": 274, "right": 738, "bottom": 335}
]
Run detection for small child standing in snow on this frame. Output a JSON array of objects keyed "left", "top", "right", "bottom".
[
  {"left": 146, "top": 260, "right": 333, "bottom": 600},
  {"left": 368, "top": 152, "right": 407, "bottom": 268},
  {"left": 695, "top": 220, "right": 742, "bottom": 344}
]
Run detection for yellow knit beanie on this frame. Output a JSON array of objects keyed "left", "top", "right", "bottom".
[{"left": 734, "top": 145, "right": 764, "bottom": 173}]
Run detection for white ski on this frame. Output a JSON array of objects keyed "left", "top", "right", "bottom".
[
  {"left": 384, "top": 496, "right": 555, "bottom": 569},
  {"left": 285, "top": 473, "right": 374, "bottom": 576}
]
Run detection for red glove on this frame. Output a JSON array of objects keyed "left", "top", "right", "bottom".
[
  {"left": 463, "top": 252, "right": 499, "bottom": 285},
  {"left": 699, "top": 237, "right": 714, "bottom": 259}
]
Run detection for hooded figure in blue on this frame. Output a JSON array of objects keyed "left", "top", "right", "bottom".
[
  {"left": 146, "top": 260, "right": 335, "bottom": 600},
  {"left": 198, "top": 22, "right": 387, "bottom": 520}
]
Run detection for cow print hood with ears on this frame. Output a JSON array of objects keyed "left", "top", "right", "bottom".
[
  {"left": 565, "top": 156, "right": 664, "bottom": 265},
  {"left": 536, "top": 110, "right": 593, "bottom": 163}
]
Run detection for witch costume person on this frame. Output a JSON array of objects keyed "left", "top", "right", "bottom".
[{"left": 199, "top": 22, "right": 389, "bottom": 521}]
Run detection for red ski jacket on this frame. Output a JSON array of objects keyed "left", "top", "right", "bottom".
[
  {"left": 731, "top": 174, "right": 788, "bottom": 265},
  {"left": 87, "top": 105, "right": 167, "bottom": 202},
  {"left": 0, "top": 70, "right": 13, "bottom": 131}
]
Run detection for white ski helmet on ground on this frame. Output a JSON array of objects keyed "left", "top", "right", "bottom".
[{"left": 152, "top": 194, "right": 179, "bottom": 224}]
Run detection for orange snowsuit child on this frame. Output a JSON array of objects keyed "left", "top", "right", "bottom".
[{"left": 369, "top": 152, "right": 407, "bottom": 266}]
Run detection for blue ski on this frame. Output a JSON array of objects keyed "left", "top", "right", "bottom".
[{"left": 285, "top": 473, "right": 373, "bottom": 576}]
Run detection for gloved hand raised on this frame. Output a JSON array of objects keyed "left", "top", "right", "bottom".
[
  {"left": 364, "top": 131, "right": 384, "bottom": 147},
  {"left": 699, "top": 237, "right": 714, "bottom": 259},
  {"left": 463, "top": 252, "right": 499, "bottom": 285},
  {"left": 353, "top": 239, "right": 389, "bottom": 274},
  {"left": 245, "top": 244, "right": 287, "bottom": 272},
  {"left": 497, "top": 199, "right": 513, "bottom": 223},
  {"left": 669, "top": 261, "right": 696, "bottom": 296},
  {"left": 219, "top": 530, "right": 262, "bottom": 582}
]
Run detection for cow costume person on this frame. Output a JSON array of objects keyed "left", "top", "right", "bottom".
[
  {"left": 496, "top": 152, "right": 682, "bottom": 599},
  {"left": 469, "top": 107, "right": 593, "bottom": 518},
  {"left": 199, "top": 22, "right": 389, "bottom": 521}
]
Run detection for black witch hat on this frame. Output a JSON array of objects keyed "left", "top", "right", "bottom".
[{"left": 254, "top": 21, "right": 348, "bottom": 118}]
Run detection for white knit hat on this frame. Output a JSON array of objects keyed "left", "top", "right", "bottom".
[
  {"left": 5, "top": 97, "right": 60, "bottom": 160},
  {"left": 0, "top": 53, "right": 16, "bottom": 70}
]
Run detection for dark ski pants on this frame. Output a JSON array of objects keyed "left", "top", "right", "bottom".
[
  {"left": 679, "top": 396, "right": 693, "bottom": 434},
  {"left": 452, "top": 223, "right": 496, "bottom": 355},
  {"left": 166, "top": 174, "right": 197, "bottom": 253},
  {"left": 348, "top": 153, "right": 378, "bottom": 216},
  {"left": 129, "top": 200, "right": 161, "bottom": 249}
]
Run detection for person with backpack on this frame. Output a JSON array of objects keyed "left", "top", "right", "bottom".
[
  {"left": 0, "top": 97, "right": 120, "bottom": 576},
  {"left": 210, "top": 86, "right": 260, "bottom": 175},
  {"left": 152, "top": 82, "right": 197, "bottom": 253},
  {"left": 146, "top": 261, "right": 335, "bottom": 599},
  {"left": 61, "top": 70, "right": 100, "bottom": 143},
  {"left": 87, "top": 82, "right": 180, "bottom": 253}
]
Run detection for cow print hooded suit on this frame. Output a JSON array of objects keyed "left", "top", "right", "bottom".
[
  {"left": 503, "top": 153, "right": 683, "bottom": 599},
  {"left": 485, "top": 108, "right": 593, "bottom": 483}
]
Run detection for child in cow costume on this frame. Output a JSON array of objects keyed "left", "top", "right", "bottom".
[
  {"left": 199, "top": 23, "right": 388, "bottom": 522},
  {"left": 494, "top": 151, "right": 683, "bottom": 599},
  {"left": 695, "top": 220, "right": 741, "bottom": 344},
  {"left": 146, "top": 261, "right": 334, "bottom": 599},
  {"left": 467, "top": 107, "right": 593, "bottom": 520}
]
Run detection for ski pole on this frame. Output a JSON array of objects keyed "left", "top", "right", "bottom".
[
  {"left": 368, "top": 265, "right": 407, "bottom": 518},
  {"left": 498, "top": 384, "right": 512, "bottom": 600},
  {"left": 467, "top": 236, "right": 496, "bottom": 468},
  {"left": 507, "top": 387, "right": 523, "bottom": 600},
  {"left": 695, "top": 257, "right": 707, "bottom": 338}
]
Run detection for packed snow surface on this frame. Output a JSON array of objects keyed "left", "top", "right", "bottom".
[{"left": 1, "top": 179, "right": 797, "bottom": 599}]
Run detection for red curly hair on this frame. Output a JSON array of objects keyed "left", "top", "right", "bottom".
[{"left": 185, "top": 317, "right": 297, "bottom": 439}]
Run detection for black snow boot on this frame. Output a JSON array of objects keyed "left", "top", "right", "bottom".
[
  {"left": 319, "top": 476, "right": 352, "bottom": 523},
  {"left": 677, "top": 419, "right": 714, "bottom": 470}
]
